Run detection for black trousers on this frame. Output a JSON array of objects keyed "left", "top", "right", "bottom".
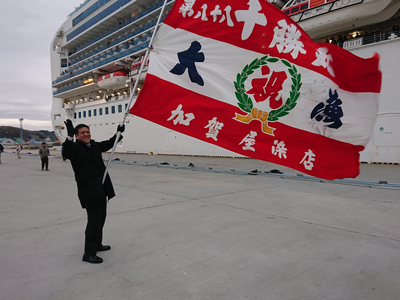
[
  {"left": 41, "top": 157, "right": 49, "bottom": 169},
  {"left": 84, "top": 199, "right": 107, "bottom": 256}
]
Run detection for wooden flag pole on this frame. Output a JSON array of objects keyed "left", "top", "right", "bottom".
[{"left": 102, "top": 0, "right": 170, "bottom": 185}]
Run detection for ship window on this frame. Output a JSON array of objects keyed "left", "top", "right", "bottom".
[
  {"left": 118, "top": 105, "right": 122, "bottom": 113},
  {"left": 73, "top": 12, "right": 84, "bottom": 26},
  {"left": 111, "top": 106, "right": 115, "bottom": 114},
  {"left": 88, "top": 110, "right": 91, "bottom": 117},
  {"left": 105, "top": 107, "right": 109, "bottom": 115},
  {"left": 79, "top": 112, "right": 81, "bottom": 118},
  {"left": 71, "top": 0, "right": 113, "bottom": 28},
  {"left": 284, "top": 10, "right": 290, "bottom": 14},
  {"left": 99, "top": 108, "right": 103, "bottom": 115},
  {"left": 291, "top": 7, "right": 299, "bottom": 13},
  {"left": 61, "top": 59, "right": 68, "bottom": 68},
  {"left": 83, "top": 111, "right": 86, "bottom": 118},
  {"left": 74, "top": 113, "right": 77, "bottom": 119},
  {"left": 286, "top": 0, "right": 295, "bottom": 6},
  {"left": 94, "top": 109, "right": 97, "bottom": 116},
  {"left": 125, "top": 103, "right": 128, "bottom": 110},
  {"left": 300, "top": 4, "right": 308, "bottom": 10}
]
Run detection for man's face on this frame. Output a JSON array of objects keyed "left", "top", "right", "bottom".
[{"left": 75, "top": 127, "right": 91, "bottom": 145}]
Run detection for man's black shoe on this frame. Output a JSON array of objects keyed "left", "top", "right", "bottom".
[
  {"left": 82, "top": 254, "right": 103, "bottom": 264},
  {"left": 98, "top": 245, "right": 111, "bottom": 251}
]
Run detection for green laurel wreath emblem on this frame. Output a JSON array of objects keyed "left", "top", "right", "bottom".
[{"left": 234, "top": 55, "right": 302, "bottom": 122}]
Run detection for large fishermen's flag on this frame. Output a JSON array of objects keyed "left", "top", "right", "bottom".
[{"left": 130, "top": 0, "right": 381, "bottom": 180}]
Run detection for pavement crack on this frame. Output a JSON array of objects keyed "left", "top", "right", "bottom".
[
  {"left": 109, "top": 200, "right": 189, "bottom": 215},
  {"left": 0, "top": 200, "right": 189, "bottom": 235},
  {"left": 195, "top": 187, "right": 269, "bottom": 201}
]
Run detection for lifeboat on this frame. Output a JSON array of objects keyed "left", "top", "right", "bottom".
[
  {"left": 129, "top": 56, "right": 149, "bottom": 76},
  {"left": 281, "top": 0, "right": 399, "bottom": 39},
  {"left": 282, "top": 0, "right": 335, "bottom": 17},
  {"left": 97, "top": 71, "right": 128, "bottom": 89}
]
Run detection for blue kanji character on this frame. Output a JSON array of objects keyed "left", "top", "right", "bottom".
[
  {"left": 310, "top": 89, "right": 343, "bottom": 129},
  {"left": 170, "top": 41, "right": 205, "bottom": 86}
]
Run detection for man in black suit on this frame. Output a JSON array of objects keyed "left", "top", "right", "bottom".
[{"left": 62, "top": 119, "right": 124, "bottom": 264}]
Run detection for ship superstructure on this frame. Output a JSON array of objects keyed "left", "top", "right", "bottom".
[{"left": 50, "top": 0, "right": 400, "bottom": 162}]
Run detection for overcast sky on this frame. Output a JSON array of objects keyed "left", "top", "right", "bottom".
[{"left": 0, "top": 0, "right": 83, "bottom": 131}]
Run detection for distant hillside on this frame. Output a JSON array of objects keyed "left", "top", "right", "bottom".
[{"left": 0, "top": 126, "right": 57, "bottom": 142}]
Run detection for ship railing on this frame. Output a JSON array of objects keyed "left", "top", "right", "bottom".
[
  {"left": 343, "top": 30, "right": 400, "bottom": 50},
  {"left": 67, "top": 0, "right": 135, "bottom": 41},
  {"left": 68, "top": 0, "right": 92, "bottom": 18},
  {"left": 53, "top": 82, "right": 84, "bottom": 95},
  {"left": 69, "top": 17, "right": 157, "bottom": 72},
  {"left": 69, "top": 17, "right": 157, "bottom": 66},
  {"left": 62, "top": 30, "right": 155, "bottom": 78},
  {"left": 67, "top": 0, "right": 172, "bottom": 49},
  {"left": 54, "top": 31, "right": 151, "bottom": 85},
  {"left": 68, "top": 16, "right": 160, "bottom": 67},
  {"left": 72, "top": 0, "right": 112, "bottom": 26},
  {"left": 52, "top": 40, "right": 151, "bottom": 90}
]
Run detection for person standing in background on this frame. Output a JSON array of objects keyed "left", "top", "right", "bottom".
[
  {"left": 0, "top": 143, "right": 4, "bottom": 163},
  {"left": 16, "top": 144, "right": 21, "bottom": 159},
  {"left": 393, "top": 22, "right": 400, "bottom": 36},
  {"left": 39, "top": 142, "right": 50, "bottom": 171}
]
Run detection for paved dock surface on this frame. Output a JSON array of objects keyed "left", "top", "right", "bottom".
[{"left": 1, "top": 150, "right": 400, "bottom": 300}]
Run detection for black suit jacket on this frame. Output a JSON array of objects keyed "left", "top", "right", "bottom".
[{"left": 62, "top": 134, "right": 122, "bottom": 208}]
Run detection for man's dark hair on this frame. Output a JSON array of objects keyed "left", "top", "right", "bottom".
[{"left": 75, "top": 124, "right": 90, "bottom": 134}]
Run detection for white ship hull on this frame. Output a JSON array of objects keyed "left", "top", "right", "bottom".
[{"left": 351, "top": 38, "right": 400, "bottom": 163}]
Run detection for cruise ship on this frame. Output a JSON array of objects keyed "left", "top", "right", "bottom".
[{"left": 50, "top": 0, "right": 400, "bottom": 162}]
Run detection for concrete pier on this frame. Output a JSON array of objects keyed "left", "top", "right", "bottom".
[{"left": 1, "top": 150, "right": 400, "bottom": 300}]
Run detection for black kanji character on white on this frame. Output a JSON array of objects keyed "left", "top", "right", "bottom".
[
  {"left": 170, "top": 41, "right": 205, "bottom": 86},
  {"left": 310, "top": 89, "right": 343, "bottom": 129}
]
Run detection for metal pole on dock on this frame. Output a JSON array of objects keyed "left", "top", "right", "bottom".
[{"left": 19, "top": 118, "right": 24, "bottom": 144}]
